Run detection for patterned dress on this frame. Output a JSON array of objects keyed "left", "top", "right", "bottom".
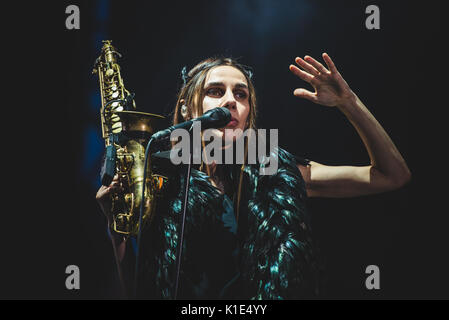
[{"left": 136, "top": 147, "right": 322, "bottom": 299}]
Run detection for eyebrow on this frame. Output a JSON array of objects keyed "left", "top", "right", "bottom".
[{"left": 204, "top": 81, "right": 249, "bottom": 90}]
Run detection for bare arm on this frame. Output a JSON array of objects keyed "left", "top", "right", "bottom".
[
  {"left": 290, "top": 53, "right": 411, "bottom": 198},
  {"left": 96, "top": 176, "right": 133, "bottom": 294},
  {"left": 96, "top": 177, "right": 128, "bottom": 260}
]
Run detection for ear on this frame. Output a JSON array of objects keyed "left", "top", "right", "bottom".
[{"left": 179, "top": 99, "right": 189, "bottom": 120}]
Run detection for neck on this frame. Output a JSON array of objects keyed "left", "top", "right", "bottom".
[{"left": 206, "top": 162, "right": 231, "bottom": 195}]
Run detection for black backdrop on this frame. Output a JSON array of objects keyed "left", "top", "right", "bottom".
[{"left": 2, "top": 0, "right": 446, "bottom": 300}]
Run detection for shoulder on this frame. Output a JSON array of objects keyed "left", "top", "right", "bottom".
[{"left": 262, "top": 146, "right": 307, "bottom": 178}]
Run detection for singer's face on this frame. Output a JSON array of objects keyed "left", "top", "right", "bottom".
[{"left": 201, "top": 66, "right": 251, "bottom": 144}]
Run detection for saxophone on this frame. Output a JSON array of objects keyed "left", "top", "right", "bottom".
[{"left": 93, "top": 40, "right": 167, "bottom": 236}]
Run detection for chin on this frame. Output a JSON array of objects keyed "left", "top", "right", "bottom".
[
  {"left": 222, "top": 128, "right": 245, "bottom": 145},
  {"left": 205, "top": 128, "right": 245, "bottom": 149}
]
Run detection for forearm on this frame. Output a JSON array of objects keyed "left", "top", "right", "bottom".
[
  {"left": 108, "top": 222, "right": 135, "bottom": 296},
  {"left": 291, "top": 53, "right": 410, "bottom": 197},
  {"left": 109, "top": 228, "right": 128, "bottom": 263},
  {"left": 337, "top": 92, "right": 411, "bottom": 185}
]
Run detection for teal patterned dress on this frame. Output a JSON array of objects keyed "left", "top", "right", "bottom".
[{"left": 136, "top": 147, "right": 322, "bottom": 299}]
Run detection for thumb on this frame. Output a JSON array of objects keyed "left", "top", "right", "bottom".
[{"left": 293, "top": 88, "right": 317, "bottom": 102}]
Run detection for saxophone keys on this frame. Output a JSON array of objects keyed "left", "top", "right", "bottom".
[{"left": 105, "top": 68, "right": 114, "bottom": 77}]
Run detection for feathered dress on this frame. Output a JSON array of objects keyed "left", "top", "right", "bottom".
[{"left": 136, "top": 147, "right": 322, "bottom": 299}]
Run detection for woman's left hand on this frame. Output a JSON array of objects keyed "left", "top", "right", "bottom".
[{"left": 289, "top": 53, "right": 354, "bottom": 108}]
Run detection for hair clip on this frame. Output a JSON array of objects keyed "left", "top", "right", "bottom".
[
  {"left": 181, "top": 66, "right": 188, "bottom": 86},
  {"left": 246, "top": 69, "right": 254, "bottom": 79}
]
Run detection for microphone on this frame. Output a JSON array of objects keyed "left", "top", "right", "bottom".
[{"left": 151, "top": 106, "right": 231, "bottom": 141}]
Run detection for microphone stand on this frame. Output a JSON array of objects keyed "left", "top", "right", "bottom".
[
  {"left": 133, "top": 121, "right": 196, "bottom": 299},
  {"left": 174, "top": 122, "right": 195, "bottom": 300}
]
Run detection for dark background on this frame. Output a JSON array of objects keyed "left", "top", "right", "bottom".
[{"left": 3, "top": 0, "right": 445, "bottom": 299}]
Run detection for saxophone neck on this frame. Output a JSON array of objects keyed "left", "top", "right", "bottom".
[
  {"left": 102, "top": 40, "right": 122, "bottom": 64},
  {"left": 94, "top": 40, "right": 135, "bottom": 139}
]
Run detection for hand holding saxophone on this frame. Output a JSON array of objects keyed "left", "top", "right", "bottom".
[{"left": 96, "top": 174, "right": 123, "bottom": 222}]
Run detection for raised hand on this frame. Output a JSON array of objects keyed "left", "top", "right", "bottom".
[{"left": 289, "top": 53, "right": 354, "bottom": 108}]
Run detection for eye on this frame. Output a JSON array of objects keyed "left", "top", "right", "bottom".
[
  {"left": 234, "top": 90, "right": 248, "bottom": 99},
  {"left": 205, "top": 87, "right": 223, "bottom": 97}
]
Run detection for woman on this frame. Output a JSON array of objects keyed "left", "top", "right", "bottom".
[{"left": 96, "top": 53, "right": 411, "bottom": 299}]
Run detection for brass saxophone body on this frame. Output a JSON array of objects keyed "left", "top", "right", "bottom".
[{"left": 93, "top": 40, "right": 166, "bottom": 236}]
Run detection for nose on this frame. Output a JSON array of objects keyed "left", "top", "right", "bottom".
[{"left": 221, "top": 89, "right": 237, "bottom": 110}]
